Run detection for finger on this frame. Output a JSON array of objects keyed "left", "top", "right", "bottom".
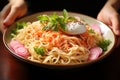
[
  {"left": 1, "top": 4, "right": 11, "bottom": 19},
  {"left": 111, "top": 14, "right": 120, "bottom": 36},
  {"left": 3, "top": 6, "right": 19, "bottom": 26},
  {"left": 0, "top": 14, "right": 6, "bottom": 33},
  {"left": 97, "top": 13, "right": 112, "bottom": 27},
  {"left": 0, "top": 4, "right": 10, "bottom": 32}
]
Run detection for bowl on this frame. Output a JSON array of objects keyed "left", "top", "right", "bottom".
[{"left": 3, "top": 11, "right": 116, "bottom": 69}]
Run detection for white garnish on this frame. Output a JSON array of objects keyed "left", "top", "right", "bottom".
[{"left": 65, "top": 21, "right": 86, "bottom": 35}]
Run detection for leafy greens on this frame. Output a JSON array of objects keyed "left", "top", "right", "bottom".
[{"left": 37, "top": 9, "right": 77, "bottom": 31}]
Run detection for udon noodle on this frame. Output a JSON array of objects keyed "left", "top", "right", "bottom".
[{"left": 11, "top": 19, "right": 104, "bottom": 64}]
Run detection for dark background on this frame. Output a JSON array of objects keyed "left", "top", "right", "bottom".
[
  {"left": 0, "top": 0, "right": 107, "bottom": 18},
  {"left": 2, "top": 0, "right": 120, "bottom": 80},
  {"left": 27, "top": 0, "right": 107, "bottom": 18},
  {"left": 0, "top": 0, "right": 8, "bottom": 11}
]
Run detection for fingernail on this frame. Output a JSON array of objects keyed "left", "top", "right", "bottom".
[{"left": 3, "top": 19, "right": 9, "bottom": 27}]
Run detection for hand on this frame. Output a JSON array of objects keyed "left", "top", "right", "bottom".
[
  {"left": 97, "top": 1, "right": 120, "bottom": 47},
  {"left": 0, "top": 0, "right": 28, "bottom": 32},
  {"left": 97, "top": 5, "right": 120, "bottom": 47}
]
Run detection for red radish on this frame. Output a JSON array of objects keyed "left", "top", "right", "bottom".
[
  {"left": 9, "top": 40, "right": 29, "bottom": 58},
  {"left": 15, "top": 46, "right": 29, "bottom": 58},
  {"left": 88, "top": 46, "right": 103, "bottom": 61},
  {"left": 10, "top": 40, "right": 24, "bottom": 49},
  {"left": 91, "top": 24, "right": 102, "bottom": 34}
]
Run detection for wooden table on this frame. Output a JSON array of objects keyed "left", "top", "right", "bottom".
[{"left": 0, "top": 32, "right": 120, "bottom": 80}]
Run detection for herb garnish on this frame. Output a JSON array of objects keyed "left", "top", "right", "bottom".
[
  {"left": 88, "top": 29, "right": 95, "bottom": 33},
  {"left": 98, "top": 39, "right": 111, "bottom": 51},
  {"left": 10, "top": 22, "right": 27, "bottom": 37},
  {"left": 34, "top": 47, "right": 45, "bottom": 56},
  {"left": 37, "top": 9, "right": 77, "bottom": 31}
]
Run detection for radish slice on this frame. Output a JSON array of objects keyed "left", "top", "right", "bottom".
[
  {"left": 91, "top": 24, "right": 102, "bottom": 34},
  {"left": 9, "top": 40, "right": 29, "bottom": 58},
  {"left": 15, "top": 46, "right": 29, "bottom": 58},
  {"left": 88, "top": 46, "right": 103, "bottom": 61},
  {"left": 10, "top": 40, "right": 24, "bottom": 49}
]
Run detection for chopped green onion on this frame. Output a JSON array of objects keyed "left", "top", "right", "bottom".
[
  {"left": 34, "top": 47, "right": 45, "bottom": 56},
  {"left": 88, "top": 29, "right": 95, "bottom": 33},
  {"left": 98, "top": 39, "right": 111, "bottom": 51}
]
